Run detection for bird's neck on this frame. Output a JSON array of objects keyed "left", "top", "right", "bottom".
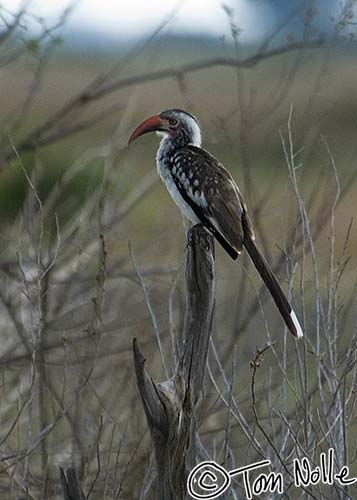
[
  {"left": 158, "top": 133, "right": 200, "bottom": 156},
  {"left": 157, "top": 137, "right": 180, "bottom": 163}
]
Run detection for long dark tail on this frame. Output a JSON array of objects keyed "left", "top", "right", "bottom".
[{"left": 243, "top": 235, "right": 303, "bottom": 338}]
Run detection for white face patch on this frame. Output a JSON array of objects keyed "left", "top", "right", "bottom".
[
  {"left": 156, "top": 131, "right": 168, "bottom": 138},
  {"left": 156, "top": 110, "right": 202, "bottom": 146},
  {"left": 184, "top": 116, "right": 201, "bottom": 146},
  {"left": 167, "top": 112, "right": 201, "bottom": 146}
]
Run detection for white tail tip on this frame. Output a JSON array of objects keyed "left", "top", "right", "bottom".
[{"left": 290, "top": 310, "right": 304, "bottom": 339}]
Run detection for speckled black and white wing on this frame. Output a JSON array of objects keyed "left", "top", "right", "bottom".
[{"left": 168, "top": 145, "right": 254, "bottom": 259}]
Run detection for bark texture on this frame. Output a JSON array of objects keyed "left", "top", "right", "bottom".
[{"left": 133, "top": 224, "right": 215, "bottom": 499}]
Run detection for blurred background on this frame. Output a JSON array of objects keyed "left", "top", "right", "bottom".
[{"left": 0, "top": 0, "right": 356, "bottom": 498}]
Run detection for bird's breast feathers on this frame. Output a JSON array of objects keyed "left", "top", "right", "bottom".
[{"left": 156, "top": 153, "right": 201, "bottom": 223}]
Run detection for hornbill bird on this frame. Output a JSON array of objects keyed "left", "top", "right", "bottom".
[{"left": 128, "top": 109, "right": 303, "bottom": 339}]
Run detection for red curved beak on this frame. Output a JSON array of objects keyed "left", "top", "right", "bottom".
[{"left": 128, "top": 114, "right": 165, "bottom": 145}]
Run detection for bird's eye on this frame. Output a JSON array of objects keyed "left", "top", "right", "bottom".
[{"left": 169, "top": 118, "right": 178, "bottom": 126}]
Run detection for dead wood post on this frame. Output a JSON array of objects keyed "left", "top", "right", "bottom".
[{"left": 133, "top": 224, "right": 215, "bottom": 500}]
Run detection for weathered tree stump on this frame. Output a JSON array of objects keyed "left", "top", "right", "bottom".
[{"left": 133, "top": 224, "right": 215, "bottom": 499}]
